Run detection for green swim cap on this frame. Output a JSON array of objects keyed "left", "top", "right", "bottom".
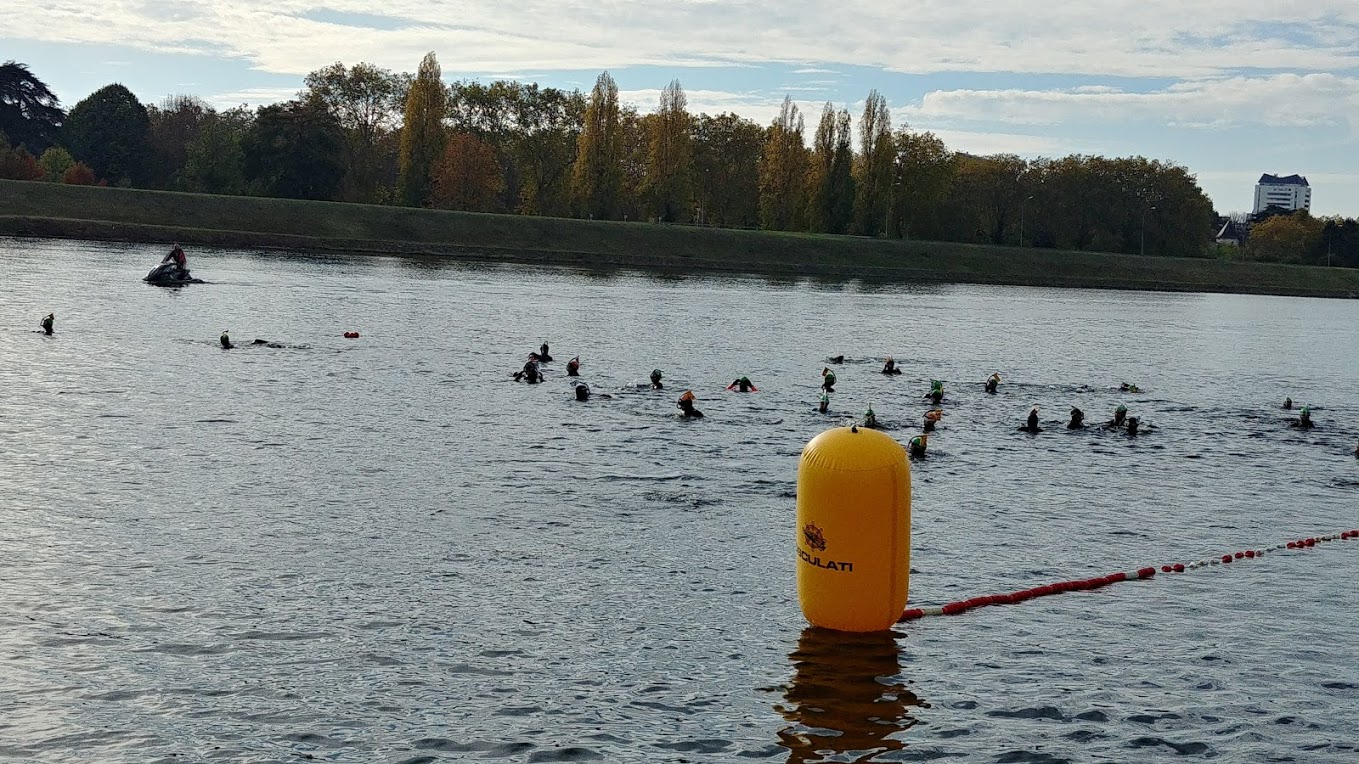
[{"left": 1116, "top": 404, "right": 1127, "bottom": 413}]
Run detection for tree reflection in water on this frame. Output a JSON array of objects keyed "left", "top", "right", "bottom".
[{"left": 776, "top": 626, "right": 926, "bottom": 763}]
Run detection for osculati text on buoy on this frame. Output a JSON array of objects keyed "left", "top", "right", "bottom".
[{"left": 798, "top": 547, "right": 853, "bottom": 572}]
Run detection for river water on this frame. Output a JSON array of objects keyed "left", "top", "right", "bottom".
[{"left": 1, "top": 237, "right": 1357, "bottom": 763}]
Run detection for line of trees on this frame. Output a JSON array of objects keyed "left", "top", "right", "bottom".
[{"left": 4, "top": 56, "right": 1357, "bottom": 266}]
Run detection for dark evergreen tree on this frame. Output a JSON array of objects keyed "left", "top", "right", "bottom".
[
  {"left": 0, "top": 61, "right": 64, "bottom": 152},
  {"left": 63, "top": 83, "right": 150, "bottom": 184},
  {"left": 242, "top": 101, "right": 346, "bottom": 200}
]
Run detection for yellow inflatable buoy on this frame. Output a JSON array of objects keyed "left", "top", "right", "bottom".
[{"left": 796, "top": 426, "right": 911, "bottom": 632}]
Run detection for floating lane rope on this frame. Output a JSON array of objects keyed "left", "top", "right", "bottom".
[{"left": 899, "top": 530, "right": 1359, "bottom": 621}]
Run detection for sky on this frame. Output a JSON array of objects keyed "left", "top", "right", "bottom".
[{"left": 5, "top": 1, "right": 1359, "bottom": 216}]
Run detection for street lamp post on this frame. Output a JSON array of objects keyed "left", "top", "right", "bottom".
[
  {"left": 884, "top": 179, "right": 901, "bottom": 238},
  {"left": 1019, "top": 195, "right": 1035, "bottom": 247},
  {"left": 1140, "top": 205, "right": 1157, "bottom": 256}
]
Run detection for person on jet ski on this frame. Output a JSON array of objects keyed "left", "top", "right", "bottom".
[{"left": 162, "top": 244, "right": 189, "bottom": 278}]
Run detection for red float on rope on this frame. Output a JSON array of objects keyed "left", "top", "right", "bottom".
[
  {"left": 343, "top": 331, "right": 360, "bottom": 339},
  {"left": 898, "top": 530, "right": 1356, "bottom": 622}
]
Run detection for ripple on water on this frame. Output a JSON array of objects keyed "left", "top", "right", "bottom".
[{"left": 2, "top": 245, "right": 1358, "bottom": 762}]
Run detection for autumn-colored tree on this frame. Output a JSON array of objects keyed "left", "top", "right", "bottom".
[
  {"left": 184, "top": 108, "right": 249, "bottom": 195},
  {"left": 806, "top": 103, "right": 835, "bottom": 233},
  {"left": 617, "top": 108, "right": 648, "bottom": 222},
  {"left": 758, "top": 96, "right": 807, "bottom": 231},
  {"left": 643, "top": 80, "right": 693, "bottom": 223},
  {"left": 63, "top": 83, "right": 150, "bottom": 185},
  {"left": 828, "top": 109, "right": 856, "bottom": 235},
  {"left": 37, "top": 145, "right": 74, "bottom": 181},
  {"left": 891, "top": 130, "right": 953, "bottom": 240},
  {"left": 430, "top": 132, "right": 504, "bottom": 212},
  {"left": 146, "top": 95, "right": 208, "bottom": 189},
  {"left": 692, "top": 113, "right": 763, "bottom": 227},
  {"left": 572, "top": 72, "right": 623, "bottom": 219},
  {"left": 397, "top": 53, "right": 447, "bottom": 207},
  {"left": 1247, "top": 212, "right": 1323, "bottom": 263},
  {"left": 304, "top": 62, "right": 405, "bottom": 202},
  {"left": 62, "top": 161, "right": 99, "bottom": 185},
  {"left": 0, "top": 137, "right": 43, "bottom": 180},
  {"left": 853, "top": 90, "right": 894, "bottom": 236},
  {"left": 937, "top": 153, "right": 1027, "bottom": 245},
  {"left": 512, "top": 85, "right": 585, "bottom": 217}
]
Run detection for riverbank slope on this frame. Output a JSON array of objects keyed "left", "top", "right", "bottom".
[{"left": 3, "top": 180, "right": 1356, "bottom": 297}]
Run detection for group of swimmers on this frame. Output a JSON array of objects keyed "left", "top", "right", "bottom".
[{"left": 508, "top": 345, "right": 1359, "bottom": 459}]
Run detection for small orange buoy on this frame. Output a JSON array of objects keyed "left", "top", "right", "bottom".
[{"left": 343, "top": 331, "right": 360, "bottom": 339}]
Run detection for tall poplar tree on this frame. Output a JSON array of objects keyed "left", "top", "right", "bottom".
[
  {"left": 397, "top": 52, "right": 447, "bottom": 208},
  {"left": 853, "top": 89, "right": 894, "bottom": 236},
  {"left": 758, "top": 96, "right": 807, "bottom": 231},
  {"left": 644, "top": 79, "right": 693, "bottom": 223},
  {"left": 829, "top": 109, "right": 856, "bottom": 234},
  {"left": 571, "top": 72, "right": 622, "bottom": 219},
  {"left": 806, "top": 103, "right": 835, "bottom": 233}
]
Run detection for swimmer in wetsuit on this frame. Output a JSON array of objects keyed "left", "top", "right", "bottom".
[
  {"left": 649, "top": 369, "right": 664, "bottom": 389},
  {"left": 924, "top": 380, "right": 944, "bottom": 405},
  {"left": 829, "top": 355, "right": 845, "bottom": 364},
  {"left": 1107, "top": 404, "right": 1127, "bottom": 428},
  {"left": 728, "top": 376, "right": 757, "bottom": 392},
  {"left": 882, "top": 355, "right": 902, "bottom": 375},
  {"left": 1021, "top": 406, "right": 1041, "bottom": 433},
  {"left": 863, "top": 407, "right": 878, "bottom": 428},
  {"left": 908, "top": 433, "right": 928, "bottom": 458},
  {"left": 985, "top": 373, "right": 1001, "bottom": 394},
  {"left": 1120, "top": 382, "right": 1140, "bottom": 393},
  {"left": 821, "top": 368, "right": 837, "bottom": 393},
  {"left": 514, "top": 360, "right": 543, "bottom": 383},
  {"left": 574, "top": 382, "right": 590, "bottom": 401},
  {"left": 677, "top": 390, "right": 703, "bottom": 418},
  {"left": 1125, "top": 416, "right": 1140, "bottom": 435},
  {"left": 1283, "top": 397, "right": 1293, "bottom": 410},
  {"left": 40, "top": 313, "right": 54, "bottom": 335},
  {"left": 538, "top": 342, "right": 553, "bottom": 362},
  {"left": 818, "top": 392, "right": 829, "bottom": 413},
  {"left": 922, "top": 409, "right": 942, "bottom": 433},
  {"left": 1067, "top": 407, "right": 1085, "bottom": 429},
  {"left": 566, "top": 356, "right": 581, "bottom": 376},
  {"left": 220, "top": 330, "right": 233, "bottom": 349},
  {"left": 1293, "top": 406, "right": 1314, "bottom": 429}
]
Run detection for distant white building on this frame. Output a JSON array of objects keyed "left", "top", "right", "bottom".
[{"left": 1253, "top": 174, "right": 1311, "bottom": 214}]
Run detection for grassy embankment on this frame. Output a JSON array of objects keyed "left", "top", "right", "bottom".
[{"left": 2, "top": 179, "right": 1357, "bottom": 297}]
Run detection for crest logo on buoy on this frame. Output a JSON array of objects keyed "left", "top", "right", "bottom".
[{"left": 803, "top": 523, "right": 827, "bottom": 552}]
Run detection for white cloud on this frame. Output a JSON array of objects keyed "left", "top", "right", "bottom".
[
  {"left": 902, "top": 75, "right": 1359, "bottom": 131},
  {"left": 925, "top": 129, "right": 1099, "bottom": 157},
  {"left": 204, "top": 87, "right": 302, "bottom": 108},
  {"left": 10, "top": 0, "right": 1359, "bottom": 80}
]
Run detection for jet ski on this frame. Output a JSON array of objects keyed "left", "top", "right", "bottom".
[{"left": 144, "top": 262, "right": 203, "bottom": 286}]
